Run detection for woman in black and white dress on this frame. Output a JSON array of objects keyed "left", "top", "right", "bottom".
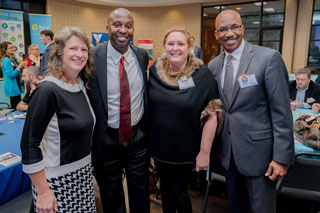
[{"left": 20, "top": 26, "right": 96, "bottom": 213}]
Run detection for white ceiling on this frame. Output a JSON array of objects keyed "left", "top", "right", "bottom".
[{"left": 76, "top": 0, "right": 220, "bottom": 7}]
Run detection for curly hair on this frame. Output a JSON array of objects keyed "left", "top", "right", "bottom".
[{"left": 47, "top": 26, "right": 94, "bottom": 88}]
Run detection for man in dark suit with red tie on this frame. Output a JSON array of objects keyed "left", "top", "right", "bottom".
[{"left": 87, "top": 8, "right": 150, "bottom": 213}]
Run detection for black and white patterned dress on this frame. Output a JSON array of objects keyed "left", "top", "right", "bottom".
[{"left": 21, "top": 76, "right": 96, "bottom": 212}]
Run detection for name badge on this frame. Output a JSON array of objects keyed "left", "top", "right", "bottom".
[
  {"left": 178, "top": 76, "right": 195, "bottom": 90},
  {"left": 307, "top": 97, "right": 315, "bottom": 103},
  {"left": 238, "top": 74, "right": 258, "bottom": 88}
]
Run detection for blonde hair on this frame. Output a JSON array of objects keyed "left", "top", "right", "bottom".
[
  {"left": 28, "top": 44, "right": 39, "bottom": 55},
  {"left": 47, "top": 26, "right": 94, "bottom": 88},
  {"left": 163, "top": 27, "right": 194, "bottom": 49}
]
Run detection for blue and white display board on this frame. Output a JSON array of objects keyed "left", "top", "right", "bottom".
[
  {"left": 28, "top": 14, "right": 52, "bottom": 54},
  {"left": 0, "top": 9, "right": 25, "bottom": 60}
]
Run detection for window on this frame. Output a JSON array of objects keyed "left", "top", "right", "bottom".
[
  {"left": 308, "top": 0, "right": 320, "bottom": 67},
  {"left": 202, "top": 0, "right": 285, "bottom": 65}
]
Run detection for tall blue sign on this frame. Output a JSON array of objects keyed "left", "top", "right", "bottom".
[{"left": 28, "top": 14, "right": 52, "bottom": 53}]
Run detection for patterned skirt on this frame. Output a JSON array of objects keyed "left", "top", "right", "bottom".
[{"left": 32, "top": 163, "right": 96, "bottom": 213}]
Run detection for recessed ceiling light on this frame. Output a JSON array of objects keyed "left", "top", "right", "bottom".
[
  {"left": 236, "top": 7, "right": 242, "bottom": 11},
  {"left": 253, "top": 21, "right": 260, "bottom": 24},
  {"left": 263, "top": 8, "right": 275, "bottom": 12},
  {"left": 254, "top": 2, "right": 267, "bottom": 6},
  {"left": 214, "top": 6, "right": 220, "bottom": 9}
]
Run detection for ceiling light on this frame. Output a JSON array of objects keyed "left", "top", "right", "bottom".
[
  {"left": 236, "top": 7, "right": 242, "bottom": 11},
  {"left": 203, "top": 13, "right": 208, "bottom": 17},
  {"left": 214, "top": 6, "right": 220, "bottom": 9},
  {"left": 263, "top": 8, "right": 275, "bottom": 12},
  {"left": 253, "top": 21, "right": 260, "bottom": 24},
  {"left": 254, "top": 2, "right": 267, "bottom": 6}
]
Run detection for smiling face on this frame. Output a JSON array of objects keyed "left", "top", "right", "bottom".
[
  {"left": 165, "top": 31, "right": 189, "bottom": 70},
  {"left": 62, "top": 35, "right": 88, "bottom": 75},
  {"left": 107, "top": 9, "right": 134, "bottom": 54},
  {"left": 215, "top": 10, "right": 245, "bottom": 53},
  {"left": 5, "top": 43, "right": 15, "bottom": 56}
]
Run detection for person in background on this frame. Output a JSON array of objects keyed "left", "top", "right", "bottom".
[
  {"left": 149, "top": 27, "right": 224, "bottom": 213},
  {"left": 39, "top": 30, "right": 54, "bottom": 75},
  {"left": 16, "top": 66, "right": 40, "bottom": 111},
  {"left": 289, "top": 68, "right": 320, "bottom": 108},
  {"left": 20, "top": 26, "right": 96, "bottom": 212},
  {"left": 87, "top": 8, "right": 150, "bottom": 213},
  {"left": 0, "top": 41, "right": 28, "bottom": 109},
  {"left": 23, "top": 44, "right": 41, "bottom": 68},
  {"left": 208, "top": 10, "right": 294, "bottom": 213}
]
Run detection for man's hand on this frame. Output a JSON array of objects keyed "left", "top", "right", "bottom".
[
  {"left": 292, "top": 100, "right": 303, "bottom": 108},
  {"left": 312, "top": 103, "right": 320, "bottom": 112},
  {"left": 265, "top": 160, "right": 288, "bottom": 181}
]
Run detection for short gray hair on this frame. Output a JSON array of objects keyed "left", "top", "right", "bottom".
[
  {"left": 24, "top": 66, "right": 40, "bottom": 78},
  {"left": 294, "top": 68, "right": 311, "bottom": 79}
]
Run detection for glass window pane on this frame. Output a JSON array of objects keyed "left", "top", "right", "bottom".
[
  {"left": 262, "top": 41, "right": 280, "bottom": 50},
  {"left": 312, "top": 11, "right": 320, "bottom": 25},
  {"left": 262, "top": 14, "right": 284, "bottom": 26},
  {"left": 23, "top": 2, "right": 29, "bottom": 11},
  {"left": 262, "top": 29, "right": 281, "bottom": 41},
  {"left": 242, "top": 15, "right": 260, "bottom": 28},
  {"left": 244, "top": 29, "right": 259, "bottom": 42},
  {"left": 263, "top": 0, "right": 285, "bottom": 14},
  {"left": 3, "top": 0, "right": 21, "bottom": 10},
  {"left": 311, "top": 26, "right": 320, "bottom": 40},
  {"left": 309, "top": 41, "right": 320, "bottom": 64},
  {"left": 315, "top": 0, "right": 320, "bottom": 10},
  {"left": 203, "top": 6, "right": 220, "bottom": 19},
  {"left": 223, "top": 3, "right": 260, "bottom": 16}
]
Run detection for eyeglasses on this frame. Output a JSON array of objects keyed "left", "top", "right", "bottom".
[{"left": 215, "top": 24, "right": 244, "bottom": 34}]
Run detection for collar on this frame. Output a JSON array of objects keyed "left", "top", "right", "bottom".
[
  {"left": 224, "top": 39, "right": 245, "bottom": 61},
  {"left": 46, "top": 41, "right": 53, "bottom": 48},
  {"left": 107, "top": 42, "right": 133, "bottom": 65}
]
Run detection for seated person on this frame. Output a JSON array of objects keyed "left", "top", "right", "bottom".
[
  {"left": 289, "top": 68, "right": 320, "bottom": 108},
  {"left": 16, "top": 66, "right": 40, "bottom": 111}
]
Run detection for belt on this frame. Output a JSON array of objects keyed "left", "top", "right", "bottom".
[{"left": 106, "top": 123, "right": 140, "bottom": 136}]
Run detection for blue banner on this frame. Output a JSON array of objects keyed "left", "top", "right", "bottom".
[
  {"left": 0, "top": 9, "right": 25, "bottom": 60},
  {"left": 28, "top": 14, "right": 52, "bottom": 53}
]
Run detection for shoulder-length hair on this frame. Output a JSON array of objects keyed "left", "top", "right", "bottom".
[
  {"left": 0, "top": 41, "right": 11, "bottom": 60},
  {"left": 47, "top": 26, "right": 94, "bottom": 88}
]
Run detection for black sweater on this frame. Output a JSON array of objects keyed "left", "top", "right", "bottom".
[{"left": 149, "top": 64, "right": 219, "bottom": 164}]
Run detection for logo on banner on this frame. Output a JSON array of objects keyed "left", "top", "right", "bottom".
[
  {"left": 93, "top": 33, "right": 102, "bottom": 43},
  {"left": 31, "top": 24, "right": 49, "bottom": 32}
]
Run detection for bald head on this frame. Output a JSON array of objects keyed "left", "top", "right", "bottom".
[
  {"left": 107, "top": 8, "right": 134, "bottom": 54},
  {"left": 108, "top": 8, "right": 133, "bottom": 25},
  {"left": 214, "top": 9, "right": 245, "bottom": 53},
  {"left": 215, "top": 10, "right": 242, "bottom": 28}
]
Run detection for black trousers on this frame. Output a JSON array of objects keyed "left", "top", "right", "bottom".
[
  {"left": 224, "top": 155, "right": 276, "bottom": 213},
  {"left": 10, "top": 95, "right": 21, "bottom": 109},
  {"left": 94, "top": 125, "right": 150, "bottom": 213},
  {"left": 155, "top": 161, "right": 193, "bottom": 213}
]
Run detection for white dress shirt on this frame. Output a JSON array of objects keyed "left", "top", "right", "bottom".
[
  {"left": 107, "top": 42, "right": 144, "bottom": 128},
  {"left": 221, "top": 39, "right": 245, "bottom": 88}
]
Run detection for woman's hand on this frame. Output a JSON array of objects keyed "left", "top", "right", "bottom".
[
  {"left": 36, "top": 189, "right": 58, "bottom": 213},
  {"left": 17, "top": 61, "right": 28, "bottom": 70},
  {"left": 195, "top": 151, "right": 210, "bottom": 172}
]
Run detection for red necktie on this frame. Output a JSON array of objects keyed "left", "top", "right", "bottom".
[{"left": 119, "top": 56, "right": 131, "bottom": 147}]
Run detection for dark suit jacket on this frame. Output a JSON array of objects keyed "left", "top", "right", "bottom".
[
  {"left": 208, "top": 41, "right": 294, "bottom": 177},
  {"left": 289, "top": 80, "right": 320, "bottom": 105},
  {"left": 40, "top": 42, "right": 53, "bottom": 75},
  {"left": 87, "top": 42, "right": 149, "bottom": 165}
]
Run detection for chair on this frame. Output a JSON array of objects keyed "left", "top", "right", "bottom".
[
  {"left": 276, "top": 152, "right": 320, "bottom": 202},
  {"left": 0, "top": 102, "right": 9, "bottom": 109}
]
